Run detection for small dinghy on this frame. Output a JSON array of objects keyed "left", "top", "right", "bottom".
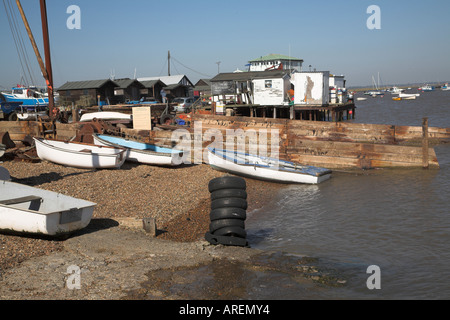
[
  {"left": 34, "top": 137, "right": 126, "bottom": 169},
  {"left": 92, "top": 134, "right": 182, "bottom": 166},
  {"left": 0, "top": 180, "right": 96, "bottom": 237},
  {"left": 207, "top": 147, "right": 332, "bottom": 184}
]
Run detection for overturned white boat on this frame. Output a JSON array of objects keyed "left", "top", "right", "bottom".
[
  {"left": 0, "top": 180, "right": 96, "bottom": 237},
  {"left": 34, "top": 137, "right": 126, "bottom": 169},
  {"left": 92, "top": 134, "right": 182, "bottom": 166},
  {"left": 79, "top": 111, "right": 131, "bottom": 122},
  {"left": 207, "top": 147, "right": 332, "bottom": 184}
]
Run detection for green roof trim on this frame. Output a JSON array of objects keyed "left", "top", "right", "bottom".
[{"left": 249, "top": 54, "right": 303, "bottom": 62}]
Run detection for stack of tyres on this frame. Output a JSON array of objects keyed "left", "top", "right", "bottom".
[{"left": 205, "top": 176, "right": 249, "bottom": 247}]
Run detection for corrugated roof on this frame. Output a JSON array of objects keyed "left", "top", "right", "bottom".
[
  {"left": 249, "top": 54, "right": 303, "bottom": 62},
  {"left": 211, "top": 70, "right": 291, "bottom": 82},
  {"left": 57, "top": 79, "right": 117, "bottom": 91}
]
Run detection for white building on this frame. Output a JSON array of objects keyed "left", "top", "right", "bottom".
[
  {"left": 329, "top": 75, "right": 346, "bottom": 89},
  {"left": 291, "top": 71, "right": 330, "bottom": 106},
  {"left": 248, "top": 54, "right": 303, "bottom": 72}
]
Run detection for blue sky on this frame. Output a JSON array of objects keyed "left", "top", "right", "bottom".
[{"left": 1, "top": 0, "right": 450, "bottom": 89}]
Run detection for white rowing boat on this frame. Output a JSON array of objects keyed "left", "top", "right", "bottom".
[
  {"left": 0, "top": 180, "right": 96, "bottom": 237},
  {"left": 92, "top": 134, "right": 182, "bottom": 166},
  {"left": 207, "top": 147, "right": 332, "bottom": 184},
  {"left": 34, "top": 137, "right": 126, "bottom": 169}
]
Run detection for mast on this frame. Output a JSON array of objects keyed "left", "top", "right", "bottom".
[
  {"left": 39, "top": 0, "right": 54, "bottom": 114},
  {"left": 15, "top": 0, "right": 55, "bottom": 118}
]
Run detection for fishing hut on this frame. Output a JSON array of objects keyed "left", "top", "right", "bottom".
[{"left": 208, "top": 70, "right": 355, "bottom": 122}]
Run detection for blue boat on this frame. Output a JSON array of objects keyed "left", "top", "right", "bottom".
[
  {"left": 0, "top": 96, "right": 22, "bottom": 121},
  {"left": 92, "top": 134, "right": 183, "bottom": 166},
  {"left": 1, "top": 86, "right": 49, "bottom": 107}
]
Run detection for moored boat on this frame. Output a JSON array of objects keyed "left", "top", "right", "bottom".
[
  {"left": 419, "top": 84, "right": 435, "bottom": 92},
  {"left": 207, "top": 147, "right": 331, "bottom": 184},
  {"left": 92, "top": 134, "right": 182, "bottom": 166},
  {"left": 0, "top": 180, "right": 96, "bottom": 237},
  {"left": 0, "top": 86, "right": 49, "bottom": 107},
  {"left": 33, "top": 137, "right": 126, "bottom": 169},
  {"left": 399, "top": 92, "right": 420, "bottom": 98},
  {"left": 442, "top": 83, "right": 450, "bottom": 91}
]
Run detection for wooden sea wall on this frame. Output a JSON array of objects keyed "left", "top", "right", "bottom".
[
  {"left": 187, "top": 115, "right": 446, "bottom": 169},
  {"left": 2, "top": 116, "right": 448, "bottom": 169}
]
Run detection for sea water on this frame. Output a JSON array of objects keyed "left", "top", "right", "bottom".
[{"left": 246, "top": 89, "right": 450, "bottom": 299}]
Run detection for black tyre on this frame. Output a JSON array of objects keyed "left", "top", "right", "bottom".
[
  {"left": 213, "top": 226, "right": 247, "bottom": 238},
  {"left": 211, "top": 188, "right": 247, "bottom": 201},
  {"left": 211, "top": 198, "right": 247, "bottom": 210},
  {"left": 210, "top": 207, "right": 247, "bottom": 221},
  {"left": 8, "top": 112, "right": 18, "bottom": 121},
  {"left": 208, "top": 176, "right": 246, "bottom": 193},
  {"left": 210, "top": 219, "right": 245, "bottom": 233}
]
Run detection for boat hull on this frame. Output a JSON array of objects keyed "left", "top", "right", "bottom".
[
  {"left": 92, "top": 134, "right": 181, "bottom": 166},
  {"left": 207, "top": 148, "right": 331, "bottom": 184},
  {"left": 34, "top": 137, "right": 126, "bottom": 169},
  {"left": 0, "top": 180, "right": 96, "bottom": 236},
  {"left": 80, "top": 112, "right": 132, "bottom": 122}
]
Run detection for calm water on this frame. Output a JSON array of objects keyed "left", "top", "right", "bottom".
[{"left": 246, "top": 89, "right": 450, "bottom": 299}]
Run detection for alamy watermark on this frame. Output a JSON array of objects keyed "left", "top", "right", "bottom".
[
  {"left": 366, "top": 265, "right": 381, "bottom": 290},
  {"left": 66, "top": 5, "right": 81, "bottom": 30},
  {"left": 367, "top": 5, "right": 381, "bottom": 30},
  {"left": 66, "top": 265, "right": 81, "bottom": 290},
  {"left": 170, "top": 121, "right": 280, "bottom": 166}
]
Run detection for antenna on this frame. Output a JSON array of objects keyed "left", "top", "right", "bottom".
[
  {"left": 168, "top": 50, "right": 171, "bottom": 76},
  {"left": 216, "top": 61, "right": 221, "bottom": 74}
]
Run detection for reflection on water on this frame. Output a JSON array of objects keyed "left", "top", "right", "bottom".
[{"left": 246, "top": 90, "right": 450, "bottom": 299}]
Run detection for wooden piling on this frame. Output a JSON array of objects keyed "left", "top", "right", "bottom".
[{"left": 422, "top": 117, "right": 429, "bottom": 169}]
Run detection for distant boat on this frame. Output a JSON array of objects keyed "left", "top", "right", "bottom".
[
  {"left": 207, "top": 147, "right": 332, "bottom": 184},
  {"left": 441, "top": 83, "right": 450, "bottom": 91},
  {"left": 399, "top": 92, "right": 420, "bottom": 99},
  {"left": 1, "top": 86, "right": 49, "bottom": 107},
  {"left": 392, "top": 97, "right": 402, "bottom": 101},
  {"left": 0, "top": 180, "right": 96, "bottom": 237},
  {"left": 92, "top": 134, "right": 182, "bottom": 166},
  {"left": 387, "top": 87, "right": 405, "bottom": 94},
  {"left": 364, "top": 74, "right": 384, "bottom": 97},
  {"left": 34, "top": 137, "right": 127, "bottom": 169},
  {"left": 418, "top": 84, "right": 435, "bottom": 92},
  {"left": 356, "top": 97, "right": 367, "bottom": 101}
]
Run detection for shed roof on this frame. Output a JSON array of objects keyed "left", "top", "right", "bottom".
[
  {"left": 139, "top": 80, "right": 166, "bottom": 88},
  {"left": 137, "top": 74, "right": 194, "bottom": 87},
  {"left": 57, "top": 79, "right": 117, "bottom": 91},
  {"left": 249, "top": 54, "right": 303, "bottom": 63},
  {"left": 211, "top": 70, "right": 291, "bottom": 82},
  {"left": 113, "top": 78, "right": 144, "bottom": 89}
]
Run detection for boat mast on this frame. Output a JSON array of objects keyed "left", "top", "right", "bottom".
[{"left": 15, "top": 0, "right": 55, "bottom": 118}]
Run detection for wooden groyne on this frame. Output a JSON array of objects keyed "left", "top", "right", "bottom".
[{"left": 1, "top": 115, "right": 449, "bottom": 170}]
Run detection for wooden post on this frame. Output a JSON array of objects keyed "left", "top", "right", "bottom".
[{"left": 422, "top": 117, "right": 429, "bottom": 169}]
